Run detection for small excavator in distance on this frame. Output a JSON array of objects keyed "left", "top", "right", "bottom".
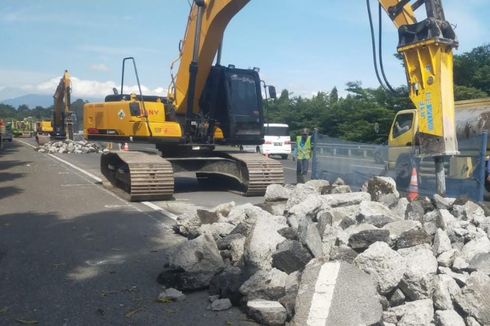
[
  {"left": 36, "top": 70, "right": 73, "bottom": 144},
  {"left": 52, "top": 70, "right": 73, "bottom": 141},
  {"left": 84, "top": 0, "right": 457, "bottom": 200}
]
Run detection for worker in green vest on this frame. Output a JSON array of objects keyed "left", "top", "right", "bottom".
[{"left": 296, "top": 128, "right": 312, "bottom": 183}]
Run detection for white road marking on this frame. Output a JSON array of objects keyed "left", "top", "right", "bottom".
[
  {"left": 16, "top": 138, "right": 177, "bottom": 220},
  {"left": 61, "top": 184, "right": 92, "bottom": 187},
  {"left": 48, "top": 154, "right": 103, "bottom": 183},
  {"left": 142, "top": 201, "right": 178, "bottom": 221},
  {"left": 306, "top": 262, "right": 341, "bottom": 326},
  {"left": 15, "top": 139, "right": 36, "bottom": 149}
]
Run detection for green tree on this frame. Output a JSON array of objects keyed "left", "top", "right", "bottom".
[{"left": 454, "top": 44, "right": 490, "bottom": 98}]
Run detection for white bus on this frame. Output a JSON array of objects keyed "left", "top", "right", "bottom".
[{"left": 242, "top": 123, "right": 291, "bottom": 159}]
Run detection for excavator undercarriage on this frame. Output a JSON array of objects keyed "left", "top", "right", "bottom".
[{"left": 100, "top": 150, "right": 284, "bottom": 201}]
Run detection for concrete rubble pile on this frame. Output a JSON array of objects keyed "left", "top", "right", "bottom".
[
  {"left": 35, "top": 140, "right": 104, "bottom": 154},
  {"left": 158, "top": 176, "right": 490, "bottom": 326}
]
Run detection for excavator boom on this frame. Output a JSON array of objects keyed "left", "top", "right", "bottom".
[{"left": 173, "top": 0, "right": 250, "bottom": 116}]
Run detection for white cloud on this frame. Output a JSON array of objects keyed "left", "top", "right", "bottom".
[
  {"left": 21, "top": 75, "right": 167, "bottom": 99},
  {"left": 89, "top": 64, "right": 110, "bottom": 72}
]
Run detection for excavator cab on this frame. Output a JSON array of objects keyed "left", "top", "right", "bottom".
[{"left": 200, "top": 65, "right": 264, "bottom": 146}]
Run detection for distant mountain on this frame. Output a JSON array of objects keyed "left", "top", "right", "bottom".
[
  {"left": 1, "top": 94, "right": 100, "bottom": 108},
  {"left": 1, "top": 94, "right": 53, "bottom": 108}
]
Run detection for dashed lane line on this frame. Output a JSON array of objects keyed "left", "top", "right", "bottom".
[
  {"left": 306, "top": 262, "right": 341, "bottom": 326},
  {"left": 15, "top": 139, "right": 177, "bottom": 220}
]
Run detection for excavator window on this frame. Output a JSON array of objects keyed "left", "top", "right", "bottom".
[
  {"left": 228, "top": 74, "right": 260, "bottom": 117},
  {"left": 393, "top": 113, "right": 413, "bottom": 138}
]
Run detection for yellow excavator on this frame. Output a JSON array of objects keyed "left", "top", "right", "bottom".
[
  {"left": 84, "top": 0, "right": 457, "bottom": 200},
  {"left": 52, "top": 70, "right": 73, "bottom": 140}
]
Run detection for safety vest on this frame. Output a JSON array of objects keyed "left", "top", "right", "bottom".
[{"left": 296, "top": 135, "right": 312, "bottom": 160}]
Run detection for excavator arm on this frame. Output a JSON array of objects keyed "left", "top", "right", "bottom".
[
  {"left": 172, "top": 0, "right": 250, "bottom": 115},
  {"left": 52, "top": 70, "right": 73, "bottom": 140},
  {"left": 378, "top": 0, "right": 458, "bottom": 157}
]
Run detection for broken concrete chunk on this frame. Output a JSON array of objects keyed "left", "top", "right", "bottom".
[
  {"left": 257, "top": 201, "right": 287, "bottom": 216},
  {"left": 158, "top": 288, "right": 186, "bottom": 302},
  {"left": 174, "top": 210, "right": 201, "bottom": 239},
  {"left": 279, "top": 271, "right": 301, "bottom": 320},
  {"left": 466, "top": 316, "right": 482, "bottom": 326},
  {"left": 435, "top": 310, "right": 466, "bottom": 326},
  {"left": 199, "top": 222, "right": 235, "bottom": 241},
  {"left": 433, "top": 194, "right": 454, "bottom": 210},
  {"left": 197, "top": 208, "right": 220, "bottom": 225},
  {"left": 398, "top": 244, "right": 438, "bottom": 300},
  {"left": 433, "top": 228, "right": 453, "bottom": 256},
  {"left": 209, "top": 266, "right": 247, "bottom": 306},
  {"left": 305, "top": 179, "right": 330, "bottom": 194},
  {"left": 438, "top": 209, "right": 457, "bottom": 230},
  {"left": 211, "top": 201, "right": 235, "bottom": 218},
  {"left": 157, "top": 233, "right": 224, "bottom": 291},
  {"left": 322, "top": 192, "right": 371, "bottom": 208},
  {"left": 277, "top": 227, "right": 298, "bottom": 241},
  {"left": 329, "top": 245, "right": 358, "bottom": 264},
  {"left": 265, "top": 184, "right": 291, "bottom": 202},
  {"left": 438, "top": 267, "right": 469, "bottom": 287},
  {"left": 355, "top": 201, "right": 400, "bottom": 227},
  {"left": 366, "top": 176, "right": 400, "bottom": 206},
  {"left": 247, "top": 300, "right": 287, "bottom": 326},
  {"left": 239, "top": 268, "right": 287, "bottom": 301},
  {"left": 433, "top": 274, "right": 461, "bottom": 310},
  {"left": 392, "top": 198, "right": 409, "bottom": 219},
  {"left": 298, "top": 220, "right": 324, "bottom": 258},
  {"left": 285, "top": 184, "right": 317, "bottom": 210},
  {"left": 209, "top": 298, "right": 232, "bottom": 311},
  {"left": 396, "top": 226, "right": 431, "bottom": 249},
  {"left": 287, "top": 194, "right": 324, "bottom": 221},
  {"left": 338, "top": 223, "right": 377, "bottom": 246},
  {"left": 406, "top": 200, "right": 426, "bottom": 221},
  {"left": 348, "top": 228, "right": 390, "bottom": 250},
  {"left": 461, "top": 236, "right": 490, "bottom": 264},
  {"left": 397, "top": 299, "right": 434, "bottom": 326},
  {"left": 354, "top": 242, "right": 406, "bottom": 294},
  {"left": 383, "top": 220, "right": 421, "bottom": 241},
  {"left": 330, "top": 185, "right": 351, "bottom": 194},
  {"left": 454, "top": 272, "right": 490, "bottom": 325},
  {"left": 389, "top": 289, "right": 406, "bottom": 307},
  {"left": 272, "top": 240, "right": 313, "bottom": 274},
  {"left": 243, "top": 214, "right": 286, "bottom": 272},
  {"left": 469, "top": 253, "right": 490, "bottom": 274},
  {"left": 437, "top": 249, "right": 458, "bottom": 268},
  {"left": 293, "top": 260, "right": 382, "bottom": 326},
  {"left": 462, "top": 201, "right": 486, "bottom": 226}
]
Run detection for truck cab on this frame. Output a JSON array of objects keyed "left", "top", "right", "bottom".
[{"left": 388, "top": 109, "right": 418, "bottom": 169}]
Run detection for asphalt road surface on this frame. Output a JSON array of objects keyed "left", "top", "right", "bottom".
[{"left": 0, "top": 139, "right": 298, "bottom": 326}]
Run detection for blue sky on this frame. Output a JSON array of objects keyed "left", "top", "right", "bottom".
[{"left": 0, "top": 0, "right": 489, "bottom": 101}]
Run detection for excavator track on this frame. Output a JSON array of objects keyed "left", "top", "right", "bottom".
[
  {"left": 100, "top": 151, "right": 174, "bottom": 202},
  {"left": 223, "top": 152, "right": 285, "bottom": 196}
]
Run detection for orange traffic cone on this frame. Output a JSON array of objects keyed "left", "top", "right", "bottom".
[
  {"left": 407, "top": 167, "right": 419, "bottom": 202},
  {"left": 122, "top": 142, "right": 129, "bottom": 151}
]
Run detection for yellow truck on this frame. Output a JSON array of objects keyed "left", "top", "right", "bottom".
[
  {"left": 388, "top": 97, "right": 490, "bottom": 191},
  {"left": 35, "top": 120, "right": 54, "bottom": 145}
]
